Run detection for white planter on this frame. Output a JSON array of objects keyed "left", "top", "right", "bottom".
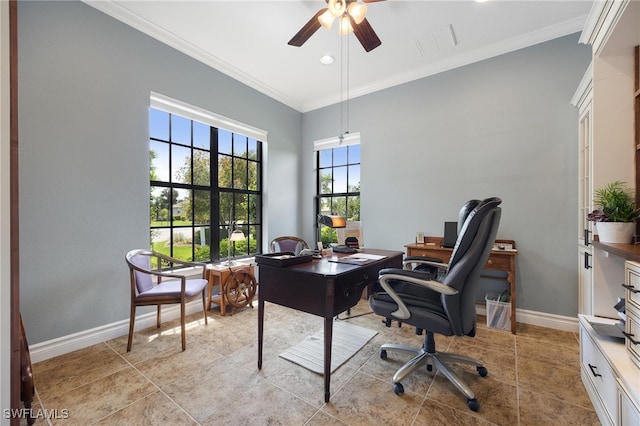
[{"left": 596, "top": 222, "right": 636, "bottom": 244}]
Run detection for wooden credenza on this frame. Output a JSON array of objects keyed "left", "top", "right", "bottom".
[{"left": 405, "top": 237, "right": 518, "bottom": 334}]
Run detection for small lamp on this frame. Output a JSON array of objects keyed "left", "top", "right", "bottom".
[
  {"left": 317, "top": 214, "right": 347, "bottom": 248},
  {"left": 226, "top": 226, "right": 245, "bottom": 266}
]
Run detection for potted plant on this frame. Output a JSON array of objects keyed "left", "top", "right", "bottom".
[{"left": 587, "top": 181, "right": 640, "bottom": 243}]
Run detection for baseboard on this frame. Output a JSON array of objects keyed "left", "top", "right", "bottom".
[
  {"left": 29, "top": 300, "right": 205, "bottom": 363},
  {"left": 476, "top": 305, "right": 578, "bottom": 333},
  {"left": 30, "top": 303, "right": 578, "bottom": 363}
]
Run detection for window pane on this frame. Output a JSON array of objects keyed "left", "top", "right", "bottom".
[
  {"left": 333, "top": 196, "right": 347, "bottom": 217},
  {"left": 348, "top": 164, "right": 360, "bottom": 192},
  {"left": 194, "top": 190, "right": 210, "bottom": 225},
  {"left": 172, "top": 228, "right": 193, "bottom": 261},
  {"left": 234, "top": 193, "right": 248, "bottom": 224},
  {"left": 333, "top": 166, "right": 347, "bottom": 193},
  {"left": 150, "top": 140, "right": 170, "bottom": 182},
  {"left": 172, "top": 145, "right": 191, "bottom": 184},
  {"left": 149, "top": 108, "right": 169, "bottom": 140},
  {"left": 348, "top": 144, "right": 360, "bottom": 163},
  {"left": 219, "top": 129, "right": 232, "bottom": 154},
  {"left": 320, "top": 169, "right": 332, "bottom": 194},
  {"left": 218, "top": 154, "right": 232, "bottom": 188},
  {"left": 192, "top": 150, "right": 210, "bottom": 186},
  {"left": 233, "top": 158, "right": 247, "bottom": 189},
  {"left": 193, "top": 121, "right": 210, "bottom": 149},
  {"left": 247, "top": 161, "right": 258, "bottom": 191},
  {"left": 151, "top": 186, "right": 171, "bottom": 224},
  {"left": 320, "top": 197, "right": 331, "bottom": 216},
  {"left": 319, "top": 150, "right": 332, "bottom": 168},
  {"left": 220, "top": 192, "right": 233, "bottom": 225},
  {"left": 171, "top": 114, "right": 191, "bottom": 145},
  {"left": 248, "top": 194, "right": 259, "bottom": 222},
  {"left": 234, "top": 134, "right": 247, "bottom": 158},
  {"left": 248, "top": 138, "right": 258, "bottom": 160},
  {"left": 333, "top": 146, "right": 348, "bottom": 166},
  {"left": 194, "top": 226, "right": 211, "bottom": 261},
  {"left": 174, "top": 188, "right": 190, "bottom": 222},
  {"left": 347, "top": 195, "right": 360, "bottom": 220}
]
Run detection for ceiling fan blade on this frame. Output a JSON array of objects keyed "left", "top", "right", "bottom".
[
  {"left": 351, "top": 16, "right": 381, "bottom": 52},
  {"left": 288, "top": 8, "right": 326, "bottom": 47},
  {"left": 362, "top": 0, "right": 386, "bottom": 3}
]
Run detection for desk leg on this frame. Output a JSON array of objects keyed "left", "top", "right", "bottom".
[
  {"left": 324, "top": 317, "right": 333, "bottom": 403},
  {"left": 258, "top": 298, "right": 264, "bottom": 370}
]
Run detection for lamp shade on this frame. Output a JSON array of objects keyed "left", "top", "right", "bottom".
[
  {"left": 230, "top": 229, "right": 246, "bottom": 242},
  {"left": 317, "top": 214, "right": 347, "bottom": 228}
]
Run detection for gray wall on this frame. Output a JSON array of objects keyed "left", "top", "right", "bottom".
[
  {"left": 18, "top": 1, "right": 302, "bottom": 343},
  {"left": 302, "top": 33, "right": 591, "bottom": 317}
]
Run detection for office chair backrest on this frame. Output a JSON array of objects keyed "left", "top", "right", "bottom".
[
  {"left": 442, "top": 197, "right": 502, "bottom": 335},
  {"left": 458, "top": 199, "right": 481, "bottom": 231}
]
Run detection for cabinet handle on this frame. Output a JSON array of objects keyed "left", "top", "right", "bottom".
[
  {"left": 622, "top": 331, "right": 640, "bottom": 345},
  {"left": 584, "top": 252, "right": 592, "bottom": 270},
  {"left": 588, "top": 363, "right": 602, "bottom": 377},
  {"left": 584, "top": 228, "right": 591, "bottom": 246},
  {"left": 622, "top": 284, "right": 640, "bottom": 293}
]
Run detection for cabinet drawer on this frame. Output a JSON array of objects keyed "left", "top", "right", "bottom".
[
  {"left": 580, "top": 326, "right": 617, "bottom": 425},
  {"left": 625, "top": 310, "right": 640, "bottom": 369},
  {"left": 625, "top": 262, "right": 640, "bottom": 310}
]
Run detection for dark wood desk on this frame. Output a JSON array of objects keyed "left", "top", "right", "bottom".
[
  {"left": 405, "top": 237, "right": 518, "bottom": 334},
  {"left": 257, "top": 248, "right": 403, "bottom": 402}
]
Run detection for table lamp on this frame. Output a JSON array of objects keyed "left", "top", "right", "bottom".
[
  {"left": 226, "top": 227, "right": 245, "bottom": 266},
  {"left": 317, "top": 214, "right": 346, "bottom": 248}
]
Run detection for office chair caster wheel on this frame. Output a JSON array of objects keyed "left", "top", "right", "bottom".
[
  {"left": 393, "top": 382, "right": 404, "bottom": 395},
  {"left": 224, "top": 270, "right": 258, "bottom": 312},
  {"left": 467, "top": 398, "right": 480, "bottom": 412},
  {"left": 477, "top": 366, "right": 488, "bottom": 377},
  {"left": 380, "top": 350, "right": 387, "bottom": 360}
]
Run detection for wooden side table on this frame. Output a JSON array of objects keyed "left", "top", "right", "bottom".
[
  {"left": 405, "top": 237, "right": 518, "bottom": 333},
  {"left": 205, "top": 263, "right": 255, "bottom": 315}
]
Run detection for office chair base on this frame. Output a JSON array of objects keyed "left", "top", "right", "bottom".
[{"left": 379, "top": 343, "right": 486, "bottom": 412}]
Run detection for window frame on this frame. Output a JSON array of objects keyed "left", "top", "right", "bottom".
[{"left": 149, "top": 93, "right": 266, "bottom": 264}]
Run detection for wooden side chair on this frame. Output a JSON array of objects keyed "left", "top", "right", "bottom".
[
  {"left": 125, "top": 249, "right": 208, "bottom": 351},
  {"left": 270, "top": 236, "right": 310, "bottom": 255}
]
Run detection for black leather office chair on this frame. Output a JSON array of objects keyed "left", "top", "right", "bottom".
[{"left": 369, "top": 197, "right": 502, "bottom": 411}]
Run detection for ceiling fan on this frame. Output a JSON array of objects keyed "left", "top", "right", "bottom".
[{"left": 288, "top": 0, "right": 385, "bottom": 52}]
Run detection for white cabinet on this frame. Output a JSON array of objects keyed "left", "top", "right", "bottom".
[
  {"left": 579, "top": 315, "right": 640, "bottom": 426},
  {"left": 624, "top": 262, "right": 640, "bottom": 367},
  {"left": 579, "top": 244, "right": 594, "bottom": 315}
]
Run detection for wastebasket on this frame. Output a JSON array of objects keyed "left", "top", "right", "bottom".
[{"left": 485, "top": 292, "right": 510, "bottom": 331}]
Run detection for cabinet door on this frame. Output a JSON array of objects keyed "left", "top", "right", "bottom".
[
  {"left": 580, "top": 325, "right": 617, "bottom": 425},
  {"left": 578, "top": 93, "right": 593, "bottom": 245},
  {"left": 619, "top": 381, "right": 640, "bottom": 426},
  {"left": 579, "top": 246, "right": 593, "bottom": 315}
]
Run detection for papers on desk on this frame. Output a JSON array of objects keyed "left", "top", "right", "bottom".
[{"left": 330, "top": 253, "right": 386, "bottom": 265}]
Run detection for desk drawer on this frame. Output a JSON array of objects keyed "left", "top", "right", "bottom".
[
  {"left": 485, "top": 254, "right": 510, "bottom": 270},
  {"left": 580, "top": 325, "right": 617, "bottom": 425},
  {"left": 625, "top": 262, "right": 640, "bottom": 311}
]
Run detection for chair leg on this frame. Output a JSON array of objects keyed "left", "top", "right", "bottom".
[
  {"left": 181, "top": 301, "right": 186, "bottom": 351},
  {"left": 202, "top": 289, "right": 208, "bottom": 325},
  {"left": 156, "top": 305, "right": 161, "bottom": 328},
  {"left": 127, "top": 305, "right": 136, "bottom": 352}
]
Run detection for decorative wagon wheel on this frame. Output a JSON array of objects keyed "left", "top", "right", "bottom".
[{"left": 224, "top": 269, "right": 258, "bottom": 314}]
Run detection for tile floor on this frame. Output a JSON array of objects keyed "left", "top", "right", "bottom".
[{"left": 25, "top": 300, "right": 599, "bottom": 425}]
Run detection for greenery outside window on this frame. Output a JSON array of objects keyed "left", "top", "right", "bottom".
[
  {"left": 315, "top": 134, "right": 361, "bottom": 246},
  {"left": 149, "top": 94, "right": 264, "bottom": 264}
]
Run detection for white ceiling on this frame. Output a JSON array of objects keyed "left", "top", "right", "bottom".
[{"left": 85, "top": 0, "right": 593, "bottom": 112}]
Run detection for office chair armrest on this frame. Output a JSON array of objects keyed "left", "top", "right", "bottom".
[
  {"left": 403, "top": 256, "right": 449, "bottom": 271},
  {"left": 378, "top": 268, "right": 458, "bottom": 320}
]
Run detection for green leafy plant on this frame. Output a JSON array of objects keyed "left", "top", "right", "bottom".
[{"left": 588, "top": 181, "right": 640, "bottom": 222}]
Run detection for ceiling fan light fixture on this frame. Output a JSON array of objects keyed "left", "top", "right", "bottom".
[
  {"left": 347, "top": 2, "right": 367, "bottom": 24},
  {"left": 328, "top": 0, "right": 346, "bottom": 17},
  {"left": 338, "top": 16, "right": 353, "bottom": 35},
  {"left": 318, "top": 9, "right": 335, "bottom": 30}
]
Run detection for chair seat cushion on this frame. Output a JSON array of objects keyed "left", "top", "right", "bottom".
[
  {"left": 369, "top": 291, "right": 454, "bottom": 336},
  {"left": 138, "top": 278, "right": 207, "bottom": 298}
]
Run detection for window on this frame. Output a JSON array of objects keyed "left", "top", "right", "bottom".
[
  {"left": 315, "top": 133, "right": 361, "bottom": 246},
  {"left": 149, "top": 94, "right": 265, "bottom": 263}
]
